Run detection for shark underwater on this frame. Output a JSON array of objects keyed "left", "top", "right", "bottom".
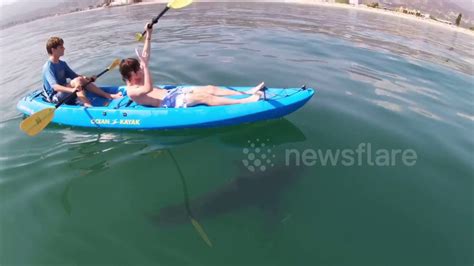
[
  {"left": 150, "top": 118, "right": 308, "bottom": 246},
  {"left": 154, "top": 161, "right": 305, "bottom": 228}
]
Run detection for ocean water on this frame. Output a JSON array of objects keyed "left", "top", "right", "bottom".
[{"left": 0, "top": 2, "right": 473, "bottom": 265}]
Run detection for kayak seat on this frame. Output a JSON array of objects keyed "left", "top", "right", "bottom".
[
  {"left": 109, "top": 96, "right": 137, "bottom": 109},
  {"left": 117, "top": 85, "right": 128, "bottom": 96}
]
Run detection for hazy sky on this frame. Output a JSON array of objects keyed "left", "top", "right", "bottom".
[
  {"left": 0, "top": 0, "right": 61, "bottom": 25},
  {"left": 0, "top": 0, "right": 473, "bottom": 8},
  {"left": 0, "top": 0, "right": 62, "bottom": 7},
  {"left": 0, "top": 0, "right": 472, "bottom": 22},
  {"left": 0, "top": 0, "right": 59, "bottom": 7}
]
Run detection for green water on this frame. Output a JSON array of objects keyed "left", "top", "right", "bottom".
[{"left": 0, "top": 2, "right": 473, "bottom": 265}]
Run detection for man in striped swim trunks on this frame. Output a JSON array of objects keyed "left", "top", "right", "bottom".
[{"left": 119, "top": 23, "right": 265, "bottom": 108}]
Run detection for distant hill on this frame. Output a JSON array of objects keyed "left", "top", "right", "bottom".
[
  {"left": 0, "top": 0, "right": 102, "bottom": 29},
  {"left": 2, "top": 0, "right": 473, "bottom": 29},
  {"left": 360, "top": 0, "right": 474, "bottom": 27}
]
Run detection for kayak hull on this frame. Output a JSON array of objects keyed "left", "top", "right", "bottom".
[{"left": 17, "top": 85, "right": 315, "bottom": 130}]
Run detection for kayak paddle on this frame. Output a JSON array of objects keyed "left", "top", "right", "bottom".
[
  {"left": 135, "top": 0, "right": 193, "bottom": 42},
  {"left": 19, "top": 59, "right": 121, "bottom": 137},
  {"left": 167, "top": 149, "right": 213, "bottom": 247}
]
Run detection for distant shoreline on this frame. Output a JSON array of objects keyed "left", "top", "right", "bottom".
[
  {"left": 294, "top": 1, "right": 474, "bottom": 37},
  {"left": 3, "top": 0, "right": 474, "bottom": 37},
  {"left": 132, "top": 0, "right": 474, "bottom": 37}
]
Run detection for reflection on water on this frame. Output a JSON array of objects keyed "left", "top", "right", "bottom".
[
  {"left": 218, "top": 118, "right": 306, "bottom": 147},
  {"left": 409, "top": 106, "right": 442, "bottom": 121},
  {"left": 190, "top": 3, "right": 474, "bottom": 75},
  {"left": 57, "top": 118, "right": 306, "bottom": 175},
  {"left": 59, "top": 118, "right": 306, "bottom": 217},
  {"left": 456, "top": 112, "right": 474, "bottom": 121},
  {"left": 370, "top": 99, "right": 403, "bottom": 113},
  {"left": 346, "top": 58, "right": 465, "bottom": 122}
]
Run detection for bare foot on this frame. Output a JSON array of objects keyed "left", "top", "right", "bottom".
[
  {"left": 83, "top": 103, "right": 93, "bottom": 108},
  {"left": 246, "top": 82, "right": 265, "bottom": 95}
]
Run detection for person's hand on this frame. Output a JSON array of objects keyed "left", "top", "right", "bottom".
[
  {"left": 70, "top": 79, "right": 83, "bottom": 92},
  {"left": 136, "top": 48, "right": 148, "bottom": 67},
  {"left": 79, "top": 76, "right": 90, "bottom": 85},
  {"left": 144, "top": 22, "right": 152, "bottom": 40},
  {"left": 81, "top": 75, "right": 95, "bottom": 83},
  {"left": 74, "top": 83, "right": 83, "bottom": 92}
]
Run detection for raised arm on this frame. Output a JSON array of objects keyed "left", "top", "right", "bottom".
[
  {"left": 135, "top": 47, "right": 153, "bottom": 96},
  {"left": 142, "top": 23, "right": 152, "bottom": 65},
  {"left": 128, "top": 23, "right": 154, "bottom": 98}
]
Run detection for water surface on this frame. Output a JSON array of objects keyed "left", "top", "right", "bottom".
[{"left": 0, "top": 2, "right": 473, "bottom": 265}]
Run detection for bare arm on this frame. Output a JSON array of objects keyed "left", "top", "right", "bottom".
[
  {"left": 142, "top": 23, "right": 152, "bottom": 65},
  {"left": 53, "top": 84, "right": 80, "bottom": 94},
  {"left": 127, "top": 84, "right": 152, "bottom": 97},
  {"left": 132, "top": 22, "right": 154, "bottom": 96},
  {"left": 136, "top": 47, "right": 153, "bottom": 95}
]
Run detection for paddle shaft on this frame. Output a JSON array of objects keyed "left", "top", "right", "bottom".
[
  {"left": 53, "top": 68, "right": 111, "bottom": 108},
  {"left": 139, "top": 6, "right": 170, "bottom": 38},
  {"left": 167, "top": 149, "right": 193, "bottom": 215},
  {"left": 166, "top": 149, "right": 212, "bottom": 247}
]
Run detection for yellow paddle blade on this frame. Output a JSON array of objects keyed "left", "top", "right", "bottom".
[
  {"left": 191, "top": 217, "right": 213, "bottom": 247},
  {"left": 108, "top": 58, "right": 121, "bottom": 70},
  {"left": 168, "top": 0, "right": 192, "bottom": 9},
  {"left": 135, "top": 32, "right": 145, "bottom": 42},
  {"left": 20, "top": 108, "right": 55, "bottom": 136}
]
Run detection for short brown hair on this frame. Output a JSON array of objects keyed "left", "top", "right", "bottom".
[
  {"left": 46, "top": 37, "right": 64, "bottom": 55},
  {"left": 119, "top": 58, "right": 140, "bottom": 82}
]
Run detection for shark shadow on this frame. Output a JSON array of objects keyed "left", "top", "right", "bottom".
[{"left": 154, "top": 161, "right": 305, "bottom": 229}]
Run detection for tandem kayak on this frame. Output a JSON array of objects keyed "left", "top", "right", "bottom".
[{"left": 17, "top": 85, "right": 314, "bottom": 130}]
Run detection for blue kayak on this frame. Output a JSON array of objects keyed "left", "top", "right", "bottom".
[{"left": 17, "top": 85, "right": 314, "bottom": 130}]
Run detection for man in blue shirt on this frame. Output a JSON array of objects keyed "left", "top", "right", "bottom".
[{"left": 43, "top": 37, "right": 122, "bottom": 107}]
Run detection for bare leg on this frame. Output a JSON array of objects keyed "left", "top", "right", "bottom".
[
  {"left": 69, "top": 79, "right": 92, "bottom": 107},
  {"left": 73, "top": 77, "right": 122, "bottom": 100},
  {"left": 187, "top": 92, "right": 261, "bottom": 107},
  {"left": 199, "top": 82, "right": 265, "bottom": 96},
  {"left": 199, "top": 85, "right": 246, "bottom": 96},
  {"left": 85, "top": 83, "right": 122, "bottom": 99},
  {"left": 76, "top": 90, "right": 93, "bottom": 107}
]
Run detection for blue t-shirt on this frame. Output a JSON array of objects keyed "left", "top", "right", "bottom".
[{"left": 42, "top": 60, "right": 78, "bottom": 99}]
